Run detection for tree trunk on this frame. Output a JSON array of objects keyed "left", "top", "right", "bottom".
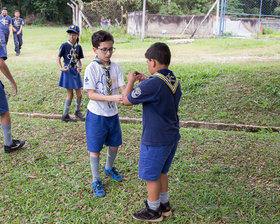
[
  {"left": 18, "top": 0, "right": 22, "bottom": 13},
  {"left": 168, "top": 0, "right": 171, "bottom": 12}
]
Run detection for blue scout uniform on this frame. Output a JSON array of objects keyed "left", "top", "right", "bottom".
[
  {"left": 127, "top": 69, "right": 182, "bottom": 181},
  {"left": 0, "top": 14, "right": 12, "bottom": 54},
  {"left": 0, "top": 42, "right": 9, "bottom": 115},
  {"left": 58, "top": 41, "right": 84, "bottom": 89},
  {"left": 11, "top": 17, "right": 24, "bottom": 55}
]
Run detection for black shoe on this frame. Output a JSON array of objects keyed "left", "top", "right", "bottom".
[
  {"left": 61, "top": 114, "right": 77, "bottom": 122},
  {"left": 75, "top": 110, "right": 85, "bottom": 121},
  {"left": 160, "top": 201, "right": 172, "bottom": 217},
  {"left": 4, "top": 139, "right": 25, "bottom": 153},
  {"left": 132, "top": 200, "right": 163, "bottom": 222}
]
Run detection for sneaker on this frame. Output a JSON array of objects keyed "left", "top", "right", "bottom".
[
  {"left": 75, "top": 110, "right": 85, "bottom": 121},
  {"left": 132, "top": 200, "right": 163, "bottom": 222},
  {"left": 16, "top": 53, "right": 20, "bottom": 56},
  {"left": 61, "top": 114, "right": 77, "bottom": 122},
  {"left": 92, "top": 180, "right": 106, "bottom": 197},
  {"left": 104, "top": 166, "right": 123, "bottom": 182},
  {"left": 160, "top": 201, "right": 172, "bottom": 217},
  {"left": 4, "top": 139, "right": 25, "bottom": 153}
]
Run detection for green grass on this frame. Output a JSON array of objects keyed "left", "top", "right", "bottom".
[
  {"left": 1, "top": 27, "right": 280, "bottom": 223},
  {"left": 0, "top": 115, "right": 279, "bottom": 223},
  {"left": 2, "top": 26, "right": 280, "bottom": 126}
]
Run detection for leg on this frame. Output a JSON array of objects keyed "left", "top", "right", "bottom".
[
  {"left": 1, "top": 111, "right": 12, "bottom": 146},
  {"left": 104, "top": 146, "right": 123, "bottom": 181},
  {"left": 160, "top": 173, "right": 168, "bottom": 193},
  {"left": 1, "top": 111, "right": 25, "bottom": 152},
  {"left": 74, "top": 88, "right": 85, "bottom": 121},
  {"left": 61, "top": 89, "right": 76, "bottom": 122},
  {"left": 159, "top": 173, "right": 171, "bottom": 216},
  {"left": 18, "top": 34, "right": 23, "bottom": 50},
  {"left": 13, "top": 33, "right": 19, "bottom": 55},
  {"left": 90, "top": 151, "right": 105, "bottom": 197},
  {"left": 147, "top": 180, "right": 161, "bottom": 202},
  {"left": 132, "top": 179, "right": 163, "bottom": 222},
  {"left": 1, "top": 110, "right": 11, "bottom": 125}
]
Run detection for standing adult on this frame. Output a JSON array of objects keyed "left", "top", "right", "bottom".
[
  {"left": 11, "top": 10, "right": 24, "bottom": 56},
  {"left": 0, "top": 7, "right": 12, "bottom": 54}
]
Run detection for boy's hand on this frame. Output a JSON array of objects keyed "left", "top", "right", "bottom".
[
  {"left": 127, "top": 71, "right": 138, "bottom": 83},
  {"left": 136, "top": 73, "right": 148, "bottom": 82},
  {"left": 10, "top": 81, "right": 18, "bottom": 95},
  {"left": 110, "top": 95, "right": 123, "bottom": 104}
]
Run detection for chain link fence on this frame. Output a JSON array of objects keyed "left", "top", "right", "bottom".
[{"left": 219, "top": 0, "right": 280, "bottom": 38}]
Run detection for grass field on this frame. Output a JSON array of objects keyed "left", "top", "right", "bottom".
[
  {"left": 1, "top": 26, "right": 280, "bottom": 126},
  {"left": 0, "top": 26, "right": 280, "bottom": 223},
  {"left": 0, "top": 115, "right": 279, "bottom": 223}
]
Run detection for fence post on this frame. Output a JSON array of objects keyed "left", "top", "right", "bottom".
[
  {"left": 257, "top": 0, "right": 263, "bottom": 39},
  {"left": 218, "top": 0, "right": 224, "bottom": 37},
  {"left": 141, "top": 0, "right": 146, "bottom": 42}
]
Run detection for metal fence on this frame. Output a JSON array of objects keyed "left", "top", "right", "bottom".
[{"left": 219, "top": 0, "right": 280, "bottom": 37}]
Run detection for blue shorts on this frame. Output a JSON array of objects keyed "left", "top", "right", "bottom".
[
  {"left": 85, "top": 110, "right": 122, "bottom": 153},
  {"left": 0, "top": 81, "right": 9, "bottom": 115},
  {"left": 58, "top": 67, "right": 83, "bottom": 90},
  {"left": 139, "top": 141, "right": 178, "bottom": 181}
]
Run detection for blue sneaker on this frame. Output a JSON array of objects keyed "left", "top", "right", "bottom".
[
  {"left": 104, "top": 167, "right": 123, "bottom": 181},
  {"left": 92, "top": 180, "right": 105, "bottom": 197}
]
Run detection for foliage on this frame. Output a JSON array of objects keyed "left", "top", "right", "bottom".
[{"left": 0, "top": 0, "right": 72, "bottom": 24}]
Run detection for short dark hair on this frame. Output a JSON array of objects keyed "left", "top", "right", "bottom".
[
  {"left": 145, "top": 42, "right": 171, "bottom": 65},
  {"left": 91, "top": 30, "right": 114, "bottom": 48},
  {"left": 15, "top": 10, "right": 19, "bottom": 13}
]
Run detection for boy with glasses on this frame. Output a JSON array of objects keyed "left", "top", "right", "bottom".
[{"left": 84, "top": 30, "right": 125, "bottom": 196}]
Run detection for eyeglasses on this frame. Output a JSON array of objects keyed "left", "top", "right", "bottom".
[{"left": 97, "top": 47, "right": 116, "bottom": 54}]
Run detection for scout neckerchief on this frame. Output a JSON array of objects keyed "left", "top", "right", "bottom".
[
  {"left": 94, "top": 57, "right": 114, "bottom": 108},
  {"left": 67, "top": 41, "right": 78, "bottom": 68},
  {"left": 152, "top": 69, "right": 179, "bottom": 94}
]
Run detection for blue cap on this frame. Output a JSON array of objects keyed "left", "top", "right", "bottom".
[{"left": 67, "top": 25, "right": 80, "bottom": 34}]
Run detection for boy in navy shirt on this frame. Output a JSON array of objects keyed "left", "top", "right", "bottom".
[
  {"left": 0, "top": 7, "right": 12, "bottom": 54},
  {"left": 0, "top": 41, "right": 25, "bottom": 152},
  {"left": 11, "top": 10, "right": 24, "bottom": 56},
  {"left": 123, "top": 42, "right": 181, "bottom": 222}
]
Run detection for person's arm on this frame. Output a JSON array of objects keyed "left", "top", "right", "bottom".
[
  {"left": 57, "top": 56, "right": 68, "bottom": 72},
  {"left": 122, "top": 71, "right": 138, "bottom": 106},
  {"left": 17, "top": 25, "right": 23, "bottom": 35},
  {"left": 77, "top": 59, "right": 82, "bottom": 73},
  {"left": 122, "top": 71, "right": 148, "bottom": 106},
  {"left": 11, "top": 21, "right": 16, "bottom": 32},
  {"left": 0, "top": 58, "right": 17, "bottom": 94},
  {"left": 87, "top": 89, "right": 123, "bottom": 104}
]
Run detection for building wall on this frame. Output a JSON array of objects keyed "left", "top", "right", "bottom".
[
  {"left": 127, "top": 12, "right": 263, "bottom": 38},
  {"left": 262, "top": 18, "right": 280, "bottom": 31}
]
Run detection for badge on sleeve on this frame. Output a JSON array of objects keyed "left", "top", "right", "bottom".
[{"left": 132, "top": 87, "right": 142, "bottom": 98}]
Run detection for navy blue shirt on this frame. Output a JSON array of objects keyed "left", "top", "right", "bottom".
[
  {"left": 0, "top": 15, "right": 12, "bottom": 34},
  {"left": 58, "top": 41, "right": 84, "bottom": 67},
  {"left": 0, "top": 41, "right": 7, "bottom": 60},
  {"left": 11, "top": 17, "right": 24, "bottom": 32},
  {"left": 127, "top": 69, "right": 182, "bottom": 146}
]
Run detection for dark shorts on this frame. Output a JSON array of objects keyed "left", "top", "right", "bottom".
[
  {"left": 0, "top": 80, "right": 9, "bottom": 115},
  {"left": 139, "top": 141, "right": 178, "bottom": 181},
  {"left": 85, "top": 110, "right": 122, "bottom": 153}
]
